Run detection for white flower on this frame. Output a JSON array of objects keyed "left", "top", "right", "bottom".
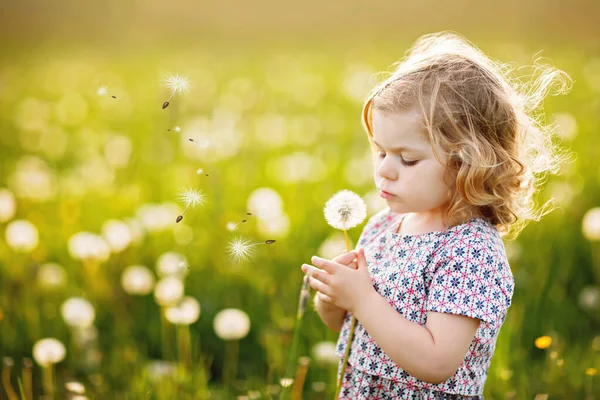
[
  {"left": 65, "top": 381, "right": 86, "bottom": 394},
  {"left": 146, "top": 360, "right": 176, "bottom": 381},
  {"left": 323, "top": 190, "right": 367, "bottom": 230},
  {"left": 68, "top": 232, "right": 111, "bottom": 262},
  {"left": 154, "top": 276, "right": 184, "bottom": 306},
  {"left": 156, "top": 252, "right": 188, "bottom": 278},
  {"left": 579, "top": 286, "right": 600, "bottom": 310},
  {"left": 165, "top": 296, "right": 201, "bottom": 325},
  {"left": 97, "top": 87, "right": 108, "bottom": 96},
  {"left": 32, "top": 338, "right": 66, "bottom": 366},
  {"left": 227, "top": 237, "right": 255, "bottom": 262},
  {"left": 247, "top": 188, "right": 284, "bottom": 220},
  {"left": 311, "top": 341, "right": 338, "bottom": 365},
  {"left": 213, "top": 308, "right": 250, "bottom": 340},
  {"left": 121, "top": 265, "right": 155, "bottom": 295},
  {"left": 582, "top": 208, "right": 600, "bottom": 241},
  {"left": 102, "top": 219, "right": 132, "bottom": 253},
  {"left": 164, "top": 74, "right": 191, "bottom": 95},
  {"left": 0, "top": 188, "right": 16, "bottom": 222},
  {"left": 37, "top": 263, "right": 67, "bottom": 290},
  {"left": 178, "top": 188, "right": 205, "bottom": 209},
  {"left": 61, "top": 297, "right": 95, "bottom": 329},
  {"left": 257, "top": 213, "right": 290, "bottom": 239},
  {"left": 5, "top": 219, "right": 39, "bottom": 252},
  {"left": 135, "top": 203, "right": 179, "bottom": 233}
]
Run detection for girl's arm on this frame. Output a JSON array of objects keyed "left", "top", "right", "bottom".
[
  {"left": 313, "top": 292, "right": 346, "bottom": 332},
  {"left": 354, "top": 291, "right": 480, "bottom": 384}
]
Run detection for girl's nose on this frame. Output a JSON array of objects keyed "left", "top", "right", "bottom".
[{"left": 377, "top": 156, "right": 397, "bottom": 181}]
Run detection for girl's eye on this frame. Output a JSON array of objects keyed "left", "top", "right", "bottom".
[
  {"left": 401, "top": 158, "right": 419, "bottom": 167},
  {"left": 377, "top": 152, "right": 386, "bottom": 159}
]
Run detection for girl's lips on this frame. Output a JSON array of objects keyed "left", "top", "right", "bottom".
[{"left": 379, "top": 190, "right": 396, "bottom": 199}]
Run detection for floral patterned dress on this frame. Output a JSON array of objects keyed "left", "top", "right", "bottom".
[{"left": 335, "top": 208, "right": 515, "bottom": 399}]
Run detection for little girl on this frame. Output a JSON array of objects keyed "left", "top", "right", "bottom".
[{"left": 302, "top": 32, "right": 570, "bottom": 399}]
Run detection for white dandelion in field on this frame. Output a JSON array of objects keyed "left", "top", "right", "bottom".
[
  {"left": 213, "top": 308, "right": 250, "bottom": 340},
  {"left": 226, "top": 222, "right": 238, "bottom": 232},
  {"left": 162, "top": 74, "right": 190, "bottom": 109},
  {"left": 32, "top": 338, "right": 66, "bottom": 366},
  {"left": 324, "top": 190, "right": 367, "bottom": 231},
  {"left": 176, "top": 188, "right": 205, "bottom": 223},
  {"left": 227, "top": 236, "right": 276, "bottom": 262}
]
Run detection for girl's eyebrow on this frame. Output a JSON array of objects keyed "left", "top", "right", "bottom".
[{"left": 371, "top": 140, "right": 423, "bottom": 154}]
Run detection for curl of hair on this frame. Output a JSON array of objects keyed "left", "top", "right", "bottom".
[{"left": 362, "top": 32, "right": 572, "bottom": 238}]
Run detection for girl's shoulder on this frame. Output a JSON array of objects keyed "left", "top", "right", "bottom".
[{"left": 357, "top": 207, "right": 403, "bottom": 246}]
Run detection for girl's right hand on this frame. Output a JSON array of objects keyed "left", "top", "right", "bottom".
[{"left": 311, "top": 250, "right": 358, "bottom": 311}]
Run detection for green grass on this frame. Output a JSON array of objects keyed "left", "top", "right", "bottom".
[{"left": 0, "top": 40, "right": 599, "bottom": 399}]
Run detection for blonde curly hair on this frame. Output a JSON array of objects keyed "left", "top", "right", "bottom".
[{"left": 362, "top": 32, "right": 572, "bottom": 238}]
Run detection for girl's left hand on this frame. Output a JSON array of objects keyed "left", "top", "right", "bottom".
[{"left": 301, "top": 248, "right": 375, "bottom": 314}]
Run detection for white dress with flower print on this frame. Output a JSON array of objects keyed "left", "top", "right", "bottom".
[{"left": 335, "top": 208, "right": 514, "bottom": 399}]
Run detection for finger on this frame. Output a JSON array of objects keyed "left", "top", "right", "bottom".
[
  {"left": 316, "top": 291, "right": 335, "bottom": 305},
  {"left": 332, "top": 250, "right": 358, "bottom": 266},
  {"left": 357, "top": 248, "right": 368, "bottom": 269},
  {"left": 309, "top": 277, "right": 333, "bottom": 297},
  {"left": 347, "top": 260, "right": 358, "bottom": 270},
  {"left": 301, "top": 264, "right": 331, "bottom": 285},
  {"left": 310, "top": 256, "right": 342, "bottom": 274}
]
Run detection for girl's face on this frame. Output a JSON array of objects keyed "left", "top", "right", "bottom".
[{"left": 371, "top": 109, "right": 454, "bottom": 217}]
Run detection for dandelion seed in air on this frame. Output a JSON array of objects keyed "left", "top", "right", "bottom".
[
  {"left": 97, "top": 86, "right": 116, "bottom": 98},
  {"left": 167, "top": 126, "right": 181, "bottom": 132},
  {"left": 227, "top": 237, "right": 277, "bottom": 262},
  {"left": 162, "top": 74, "right": 190, "bottom": 109},
  {"left": 176, "top": 188, "right": 205, "bottom": 223},
  {"left": 196, "top": 168, "right": 209, "bottom": 177},
  {"left": 226, "top": 222, "right": 238, "bottom": 232}
]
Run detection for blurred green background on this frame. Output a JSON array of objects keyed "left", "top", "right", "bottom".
[{"left": 1, "top": 1, "right": 600, "bottom": 399}]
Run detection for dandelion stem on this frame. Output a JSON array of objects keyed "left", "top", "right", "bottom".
[
  {"left": 41, "top": 365, "right": 54, "bottom": 400},
  {"left": 333, "top": 239, "right": 355, "bottom": 400},
  {"left": 177, "top": 325, "right": 192, "bottom": 369},
  {"left": 343, "top": 230, "right": 350, "bottom": 252},
  {"left": 292, "top": 357, "right": 310, "bottom": 400},
  {"left": 2, "top": 359, "right": 18, "bottom": 400},
  {"left": 223, "top": 340, "right": 239, "bottom": 390},
  {"left": 281, "top": 276, "right": 310, "bottom": 400},
  {"left": 23, "top": 358, "right": 32, "bottom": 400}
]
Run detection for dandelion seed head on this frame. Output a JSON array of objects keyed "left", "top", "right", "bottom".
[
  {"left": 227, "top": 236, "right": 255, "bottom": 262},
  {"left": 226, "top": 222, "right": 238, "bottom": 232},
  {"left": 97, "top": 86, "right": 107, "bottom": 96},
  {"left": 279, "top": 378, "right": 294, "bottom": 387},
  {"left": 323, "top": 190, "right": 367, "bottom": 230},
  {"left": 178, "top": 188, "right": 205, "bottom": 209},
  {"left": 213, "top": 308, "right": 250, "bottom": 340},
  {"left": 32, "top": 338, "right": 66, "bottom": 366},
  {"left": 165, "top": 74, "right": 191, "bottom": 94}
]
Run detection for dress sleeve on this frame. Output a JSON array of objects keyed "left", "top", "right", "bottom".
[
  {"left": 356, "top": 207, "right": 395, "bottom": 248},
  {"left": 426, "top": 233, "right": 515, "bottom": 324}
]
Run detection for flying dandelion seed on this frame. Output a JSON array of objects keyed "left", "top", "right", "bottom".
[
  {"left": 97, "top": 86, "right": 116, "bottom": 98},
  {"left": 227, "top": 237, "right": 277, "bottom": 262},
  {"left": 162, "top": 74, "right": 190, "bottom": 109},
  {"left": 176, "top": 188, "right": 205, "bottom": 223},
  {"left": 226, "top": 222, "right": 238, "bottom": 232},
  {"left": 167, "top": 126, "right": 181, "bottom": 132}
]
